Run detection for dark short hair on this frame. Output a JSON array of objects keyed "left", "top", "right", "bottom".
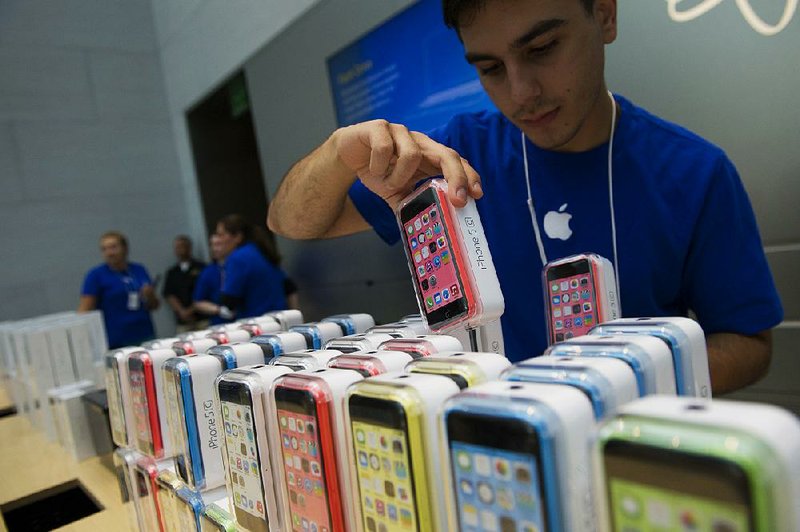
[
  {"left": 174, "top": 234, "right": 192, "bottom": 246},
  {"left": 100, "top": 230, "right": 128, "bottom": 251},
  {"left": 443, "top": 0, "right": 595, "bottom": 31}
]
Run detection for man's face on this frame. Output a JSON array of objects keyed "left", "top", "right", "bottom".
[
  {"left": 460, "top": 0, "right": 616, "bottom": 152},
  {"left": 174, "top": 238, "right": 191, "bottom": 261},
  {"left": 100, "top": 236, "right": 126, "bottom": 267}
]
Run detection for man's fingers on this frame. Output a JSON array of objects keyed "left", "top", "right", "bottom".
[
  {"left": 355, "top": 125, "right": 484, "bottom": 207},
  {"left": 365, "top": 120, "right": 395, "bottom": 179},
  {"left": 439, "top": 149, "right": 470, "bottom": 207},
  {"left": 412, "top": 132, "right": 483, "bottom": 206},
  {"left": 385, "top": 124, "right": 423, "bottom": 190},
  {"left": 463, "top": 158, "right": 483, "bottom": 199}
]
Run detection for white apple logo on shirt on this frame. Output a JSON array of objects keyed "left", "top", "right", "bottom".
[{"left": 543, "top": 203, "right": 573, "bottom": 240}]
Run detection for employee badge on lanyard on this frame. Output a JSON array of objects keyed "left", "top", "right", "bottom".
[{"left": 123, "top": 273, "right": 141, "bottom": 311}]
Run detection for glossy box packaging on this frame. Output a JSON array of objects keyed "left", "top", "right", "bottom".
[
  {"left": 321, "top": 313, "right": 376, "bottom": 336},
  {"left": 104, "top": 346, "right": 142, "bottom": 447},
  {"left": 502, "top": 355, "right": 640, "bottom": 421},
  {"left": 128, "top": 348, "right": 184, "bottom": 458},
  {"left": 344, "top": 371, "right": 461, "bottom": 531},
  {"left": 545, "top": 334, "right": 677, "bottom": 396},
  {"left": 270, "top": 368, "right": 364, "bottom": 531},
  {"left": 597, "top": 396, "right": 800, "bottom": 532},
  {"left": 162, "top": 353, "right": 227, "bottom": 490},
  {"left": 215, "top": 364, "right": 294, "bottom": 532},
  {"left": 442, "top": 381, "right": 598, "bottom": 532},
  {"left": 377, "top": 334, "right": 463, "bottom": 358},
  {"left": 590, "top": 316, "right": 711, "bottom": 398},
  {"left": 327, "top": 350, "right": 413, "bottom": 378},
  {"left": 405, "top": 350, "right": 511, "bottom": 389},
  {"left": 542, "top": 252, "right": 620, "bottom": 345},
  {"left": 396, "top": 178, "right": 504, "bottom": 333}
]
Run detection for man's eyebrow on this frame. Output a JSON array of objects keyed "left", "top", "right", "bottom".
[
  {"left": 464, "top": 18, "right": 567, "bottom": 63},
  {"left": 511, "top": 18, "right": 566, "bottom": 49}
]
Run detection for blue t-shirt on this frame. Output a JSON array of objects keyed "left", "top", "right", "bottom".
[
  {"left": 193, "top": 262, "right": 227, "bottom": 325},
  {"left": 349, "top": 95, "right": 783, "bottom": 362},
  {"left": 222, "top": 242, "right": 288, "bottom": 319},
  {"left": 81, "top": 262, "right": 156, "bottom": 348}
]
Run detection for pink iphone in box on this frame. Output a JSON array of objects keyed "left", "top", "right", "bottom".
[{"left": 396, "top": 179, "right": 504, "bottom": 333}]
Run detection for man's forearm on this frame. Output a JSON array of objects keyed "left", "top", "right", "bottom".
[
  {"left": 707, "top": 330, "right": 772, "bottom": 395},
  {"left": 268, "top": 134, "right": 355, "bottom": 239}
]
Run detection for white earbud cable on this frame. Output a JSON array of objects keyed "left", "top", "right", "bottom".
[
  {"left": 607, "top": 91, "right": 621, "bottom": 301},
  {"left": 522, "top": 135, "right": 548, "bottom": 267}
]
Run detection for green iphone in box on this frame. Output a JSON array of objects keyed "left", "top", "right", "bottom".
[{"left": 598, "top": 396, "right": 800, "bottom": 532}]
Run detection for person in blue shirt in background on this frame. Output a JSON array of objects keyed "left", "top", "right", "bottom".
[
  {"left": 211, "top": 214, "right": 297, "bottom": 321},
  {"left": 193, "top": 233, "right": 229, "bottom": 325},
  {"left": 78, "top": 231, "right": 160, "bottom": 348},
  {"left": 266, "top": 0, "right": 783, "bottom": 394}
]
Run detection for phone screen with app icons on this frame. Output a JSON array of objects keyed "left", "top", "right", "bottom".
[
  {"left": 218, "top": 380, "right": 269, "bottom": 532},
  {"left": 446, "top": 411, "right": 547, "bottom": 532},
  {"left": 545, "top": 259, "right": 598, "bottom": 343},
  {"left": 604, "top": 441, "right": 753, "bottom": 532},
  {"left": 349, "top": 395, "right": 418, "bottom": 531},
  {"left": 274, "top": 387, "right": 332, "bottom": 532},
  {"left": 401, "top": 189, "right": 469, "bottom": 328},
  {"left": 128, "top": 362, "right": 154, "bottom": 455}
]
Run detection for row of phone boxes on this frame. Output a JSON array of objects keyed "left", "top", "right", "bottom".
[{"left": 105, "top": 311, "right": 799, "bottom": 531}]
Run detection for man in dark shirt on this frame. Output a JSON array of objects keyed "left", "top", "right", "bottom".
[{"left": 162, "top": 235, "right": 206, "bottom": 332}]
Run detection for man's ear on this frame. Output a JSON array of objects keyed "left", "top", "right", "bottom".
[{"left": 595, "top": 0, "right": 618, "bottom": 44}]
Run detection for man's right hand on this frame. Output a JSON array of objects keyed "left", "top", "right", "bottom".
[
  {"left": 331, "top": 119, "right": 483, "bottom": 209},
  {"left": 268, "top": 119, "right": 483, "bottom": 240}
]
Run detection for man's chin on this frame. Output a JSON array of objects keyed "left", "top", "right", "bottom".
[{"left": 520, "top": 129, "right": 567, "bottom": 151}]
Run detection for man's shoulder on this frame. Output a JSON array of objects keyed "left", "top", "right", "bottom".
[
  {"left": 128, "top": 262, "right": 151, "bottom": 277},
  {"left": 229, "top": 243, "right": 259, "bottom": 265},
  {"left": 619, "top": 96, "right": 727, "bottom": 163},
  {"left": 85, "top": 263, "right": 108, "bottom": 279}
]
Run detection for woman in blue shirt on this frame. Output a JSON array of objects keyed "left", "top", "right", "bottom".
[
  {"left": 193, "top": 233, "right": 228, "bottom": 325},
  {"left": 212, "top": 214, "right": 295, "bottom": 320},
  {"left": 78, "top": 231, "right": 159, "bottom": 348}
]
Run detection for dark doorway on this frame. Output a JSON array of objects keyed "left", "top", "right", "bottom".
[
  {"left": 187, "top": 71, "right": 271, "bottom": 237},
  {"left": 1, "top": 480, "right": 102, "bottom": 532}
]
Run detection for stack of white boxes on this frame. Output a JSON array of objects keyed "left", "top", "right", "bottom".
[{"left": 0, "top": 311, "right": 109, "bottom": 458}]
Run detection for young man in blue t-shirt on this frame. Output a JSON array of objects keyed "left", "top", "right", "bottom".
[
  {"left": 267, "top": 0, "right": 782, "bottom": 394},
  {"left": 79, "top": 231, "right": 159, "bottom": 348}
]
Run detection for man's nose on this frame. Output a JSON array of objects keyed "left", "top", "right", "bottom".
[{"left": 508, "top": 63, "right": 542, "bottom": 108}]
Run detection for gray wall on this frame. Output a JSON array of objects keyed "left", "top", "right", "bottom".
[
  {"left": 245, "top": 0, "right": 419, "bottom": 324},
  {"left": 150, "top": 0, "right": 318, "bottom": 259},
  {"left": 246, "top": 0, "right": 799, "bottom": 409},
  {"left": 0, "top": 0, "right": 188, "bottom": 336}
]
